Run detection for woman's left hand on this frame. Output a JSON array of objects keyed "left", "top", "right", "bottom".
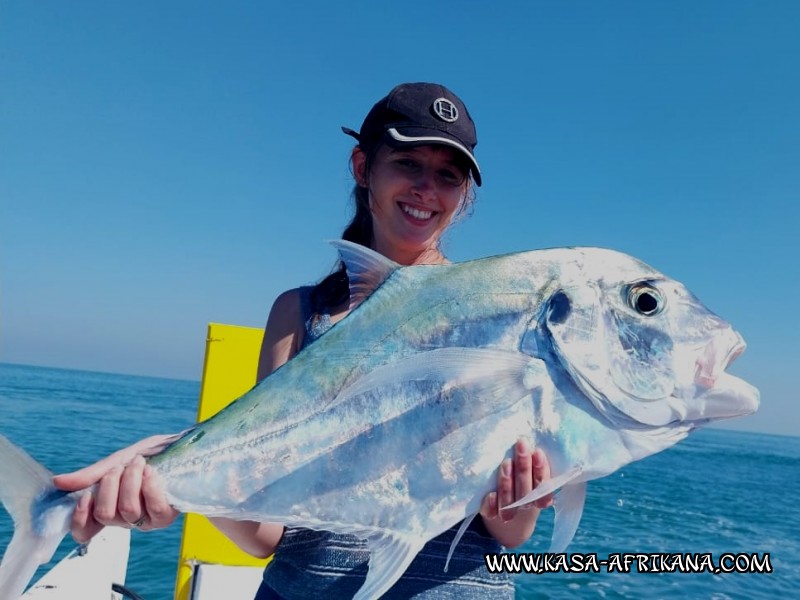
[{"left": 479, "top": 439, "right": 554, "bottom": 548}]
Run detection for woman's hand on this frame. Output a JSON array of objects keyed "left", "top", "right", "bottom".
[
  {"left": 480, "top": 439, "right": 554, "bottom": 548},
  {"left": 52, "top": 434, "right": 180, "bottom": 544}
]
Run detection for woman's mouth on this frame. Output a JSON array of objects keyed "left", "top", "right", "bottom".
[{"left": 400, "top": 203, "right": 434, "bottom": 221}]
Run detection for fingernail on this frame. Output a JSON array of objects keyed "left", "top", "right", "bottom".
[
  {"left": 502, "top": 460, "right": 512, "bottom": 477},
  {"left": 77, "top": 494, "right": 90, "bottom": 511},
  {"left": 532, "top": 449, "right": 543, "bottom": 468}
]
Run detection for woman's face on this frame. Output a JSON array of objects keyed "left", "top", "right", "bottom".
[{"left": 354, "top": 144, "right": 469, "bottom": 265}]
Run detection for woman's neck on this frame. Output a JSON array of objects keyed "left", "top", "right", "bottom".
[{"left": 374, "top": 243, "right": 449, "bottom": 266}]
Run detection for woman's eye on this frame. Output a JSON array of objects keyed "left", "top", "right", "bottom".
[
  {"left": 396, "top": 158, "right": 420, "bottom": 170},
  {"left": 437, "top": 169, "right": 464, "bottom": 186}
]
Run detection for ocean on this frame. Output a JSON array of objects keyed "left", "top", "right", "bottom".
[{"left": 0, "top": 362, "right": 797, "bottom": 599}]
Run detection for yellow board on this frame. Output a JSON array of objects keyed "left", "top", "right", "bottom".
[{"left": 174, "top": 323, "right": 271, "bottom": 600}]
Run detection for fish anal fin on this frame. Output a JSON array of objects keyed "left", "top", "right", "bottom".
[
  {"left": 548, "top": 481, "right": 587, "bottom": 553},
  {"left": 444, "top": 513, "right": 477, "bottom": 573},
  {"left": 353, "top": 533, "right": 424, "bottom": 600}
]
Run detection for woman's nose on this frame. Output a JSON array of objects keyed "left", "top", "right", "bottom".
[{"left": 410, "top": 167, "right": 438, "bottom": 197}]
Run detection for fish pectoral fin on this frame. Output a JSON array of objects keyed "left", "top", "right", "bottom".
[
  {"left": 354, "top": 532, "right": 424, "bottom": 600},
  {"left": 330, "top": 347, "right": 547, "bottom": 419},
  {"left": 503, "top": 465, "right": 583, "bottom": 510},
  {"left": 549, "top": 481, "right": 587, "bottom": 553}
]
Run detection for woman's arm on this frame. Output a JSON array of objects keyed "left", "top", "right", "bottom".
[
  {"left": 206, "top": 288, "right": 304, "bottom": 557},
  {"left": 54, "top": 434, "right": 182, "bottom": 543},
  {"left": 54, "top": 289, "right": 305, "bottom": 555}
]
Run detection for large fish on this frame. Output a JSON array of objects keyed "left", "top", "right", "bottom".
[{"left": 0, "top": 242, "right": 759, "bottom": 599}]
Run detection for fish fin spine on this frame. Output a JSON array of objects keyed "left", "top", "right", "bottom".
[{"left": 328, "top": 239, "right": 400, "bottom": 310}]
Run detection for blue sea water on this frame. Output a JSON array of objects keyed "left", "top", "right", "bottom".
[{"left": 0, "top": 362, "right": 797, "bottom": 599}]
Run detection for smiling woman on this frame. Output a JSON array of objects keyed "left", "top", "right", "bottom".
[{"left": 340, "top": 82, "right": 481, "bottom": 266}]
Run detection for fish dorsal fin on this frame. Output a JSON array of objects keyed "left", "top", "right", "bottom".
[
  {"left": 329, "top": 240, "right": 400, "bottom": 311},
  {"left": 353, "top": 532, "right": 424, "bottom": 600}
]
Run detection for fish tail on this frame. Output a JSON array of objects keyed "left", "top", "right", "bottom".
[{"left": 0, "top": 435, "right": 73, "bottom": 599}]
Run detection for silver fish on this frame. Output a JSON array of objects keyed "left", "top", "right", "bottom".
[{"left": 0, "top": 241, "right": 759, "bottom": 599}]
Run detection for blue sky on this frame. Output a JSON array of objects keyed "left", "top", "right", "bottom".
[{"left": 1, "top": 1, "right": 797, "bottom": 437}]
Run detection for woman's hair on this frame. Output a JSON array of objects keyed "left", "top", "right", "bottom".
[{"left": 310, "top": 143, "right": 475, "bottom": 311}]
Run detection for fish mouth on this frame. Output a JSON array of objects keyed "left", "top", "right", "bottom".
[
  {"left": 694, "top": 328, "right": 745, "bottom": 389},
  {"left": 688, "top": 329, "right": 759, "bottom": 422}
]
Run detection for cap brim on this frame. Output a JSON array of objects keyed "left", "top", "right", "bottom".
[
  {"left": 386, "top": 127, "right": 481, "bottom": 186},
  {"left": 341, "top": 126, "right": 361, "bottom": 142}
]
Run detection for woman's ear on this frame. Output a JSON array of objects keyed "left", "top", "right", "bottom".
[{"left": 351, "top": 147, "right": 368, "bottom": 187}]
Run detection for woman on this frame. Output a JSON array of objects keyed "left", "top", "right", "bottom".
[{"left": 55, "top": 82, "right": 554, "bottom": 598}]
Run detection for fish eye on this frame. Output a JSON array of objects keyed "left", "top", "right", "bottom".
[{"left": 627, "top": 283, "right": 664, "bottom": 317}]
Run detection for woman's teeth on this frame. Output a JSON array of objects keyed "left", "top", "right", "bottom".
[{"left": 401, "top": 204, "right": 433, "bottom": 220}]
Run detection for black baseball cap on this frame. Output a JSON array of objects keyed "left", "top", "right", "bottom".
[{"left": 342, "top": 82, "right": 482, "bottom": 186}]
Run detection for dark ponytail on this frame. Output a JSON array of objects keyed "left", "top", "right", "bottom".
[
  {"left": 310, "top": 146, "right": 377, "bottom": 310},
  {"left": 341, "top": 184, "right": 373, "bottom": 246}
]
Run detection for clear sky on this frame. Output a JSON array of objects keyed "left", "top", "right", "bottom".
[{"left": 1, "top": 1, "right": 797, "bottom": 437}]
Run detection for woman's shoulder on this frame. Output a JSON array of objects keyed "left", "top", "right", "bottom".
[
  {"left": 270, "top": 287, "right": 303, "bottom": 314},
  {"left": 271, "top": 285, "right": 321, "bottom": 324},
  {"left": 257, "top": 287, "right": 310, "bottom": 380}
]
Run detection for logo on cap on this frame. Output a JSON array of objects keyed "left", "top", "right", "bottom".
[{"left": 432, "top": 98, "right": 459, "bottom": 123}]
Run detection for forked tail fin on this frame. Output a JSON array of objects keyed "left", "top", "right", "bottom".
[{"left": 0, "top": 435, "right": 75, "bottom": 599}]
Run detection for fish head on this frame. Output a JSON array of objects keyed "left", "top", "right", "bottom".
[{"left": 542, "top": 249, "right": 760, "bottom": 429}]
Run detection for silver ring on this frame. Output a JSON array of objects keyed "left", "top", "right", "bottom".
[{"left": 131, "top": 515, "right": 146, "bottom": 528}]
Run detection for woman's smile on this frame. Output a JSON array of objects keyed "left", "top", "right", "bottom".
[{"left": 399, "top": 202, "right": 435, "bottom": 223}]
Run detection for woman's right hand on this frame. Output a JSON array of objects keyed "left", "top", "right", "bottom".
[{"left": 52, "top": 434, "right": 180, "bottom": 543}]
